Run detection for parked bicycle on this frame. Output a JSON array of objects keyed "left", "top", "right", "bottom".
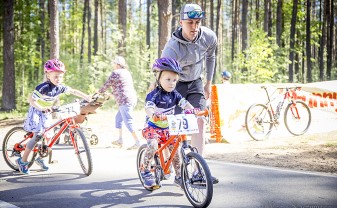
[
  {"left": 2, "top": 93, "right": 108, "bottom": 176},
  {"left": 136, "top": 110, "right": 213, "bottom": 208},
  {"left": 245, "top": 86, "right": 311, "bottom": 141}
]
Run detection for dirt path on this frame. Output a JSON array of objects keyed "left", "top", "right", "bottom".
[{"left": 1, "top": 110, "right": 336, "bottom": 175}]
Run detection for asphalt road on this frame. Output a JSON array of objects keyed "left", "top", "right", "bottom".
[{"left": 1, "top": 145, "right": 337, "bottom": 208}]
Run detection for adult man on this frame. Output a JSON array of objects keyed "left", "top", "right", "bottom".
[{"left": 161, "top": 3, "right": 218, "bottom": 184}]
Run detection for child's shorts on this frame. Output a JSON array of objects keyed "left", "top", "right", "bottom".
[{"left": 142, "top": 126, "right": 176, "bottom": 145}]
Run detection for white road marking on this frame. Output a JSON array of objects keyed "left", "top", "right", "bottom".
[{"left": 0, "top": 200, "right": 20, "bottom": 208}]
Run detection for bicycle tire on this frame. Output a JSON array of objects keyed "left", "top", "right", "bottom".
[
  {"left": 136, "top": 144, "right": 156, "bottom": 191},
  {"left": 2, "top": 127, "right": 37, "bottom": 170},
  {"left": 245, "top": 103, "right": 273, "bottom": 141},
  {"left": 181, "top": 152, "right": 213, "bottom": 208},
  {"left": 71, "top": 128, "right": 93, "bottom": 176},
  {"left": 284, "top": 100, "right": 311, "bottom": 136}
]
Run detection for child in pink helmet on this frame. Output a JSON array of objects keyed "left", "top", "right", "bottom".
[{"left": 16, "top": 58, "right": 92, "bottom": 175}]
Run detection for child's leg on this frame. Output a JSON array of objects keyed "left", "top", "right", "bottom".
[
  {"left": 168, "top": 144, "right": 181, "bottom": 178},
  {"left": 143, "top": 138, "right": 157, "bottom": 171},
  {"left": 22, "top": 133, "right": 40, "bottom": 162}
]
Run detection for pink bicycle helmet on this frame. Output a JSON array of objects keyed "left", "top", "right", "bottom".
[{"left": 44, "top": 58, "right": 66, "bottom": 73}]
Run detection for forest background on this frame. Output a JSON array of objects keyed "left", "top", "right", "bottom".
[{"left": 1, "top": 0, "right": 336, "bottom": 116}]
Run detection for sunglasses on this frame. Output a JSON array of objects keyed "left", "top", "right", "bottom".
[{"left": 184, "top": 10, "right": 205, "bottom": 19}]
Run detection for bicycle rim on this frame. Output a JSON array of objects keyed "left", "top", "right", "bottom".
[
  {"left": 71, "top": 128, "right": 93, "bottom": 176},
  {"left": 136, "top": 144, "right": 159, "bottom": 191},
  {"left": 2, "top": 127, "right": 36, "bottom": 170},
  {"left": 284, "top": 100, "right": 311, "bottom": 135},
  {"left": 245, "top": 104, "right": 273, "bottom": 141},
  {"left": 181, "top": 152, "right": 213, "bottom": 208}
]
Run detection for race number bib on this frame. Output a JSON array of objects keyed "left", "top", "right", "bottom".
[{"left": 166, "top": 114, "right": 199, "bottom": 135}]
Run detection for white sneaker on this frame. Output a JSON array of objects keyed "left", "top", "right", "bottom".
[
  {"left": 111, "top": 139, "right": 123, "bottom": 148},
  {"left": 127, "top": 141, "right": 140, "bottom": 150}
]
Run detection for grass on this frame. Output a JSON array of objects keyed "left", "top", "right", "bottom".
[{"left": 0, "top": 110, "right": 26, "bottom": 120}]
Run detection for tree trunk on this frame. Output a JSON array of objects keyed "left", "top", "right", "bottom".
[
  {"left": 94, "top": 0, "right": 98, "bottom": 55},
  {"left": 267, "top": 0, "right": 272, "bottom": 37},
  {"left": 256, "top": 0, "right": 260, "bottom": 27},
  {"left": 210, "top": 0, "right": 214, "bottom": 30},
  {"left": 231, "top": 0, "right": 238, "bottom": 61},
  {"left": 2, "top": 0, "right": 16, "bottom": 111},
  {"left": 242, "top": 0, "right": 248, "bottom": 52},
  {"left": 146, "top": 0, "right": 151, "bottom": 49},
  {"left": 263, "top": 0, "right": 268, "bottom": 33},
  {"left": 39, "top": 0, "right": 45, "bottom": 79},
  {"left": 306, "top": 0, "right": 312, "bottom": 83},
  {"left": 318, "top": 0, "right": 326, "bottom": 81},
  {"left": 80, "top": 0, "right": 88, "bottom": 66},
  {"left": 49, "top": 0, "right": 59, "bottom": 59},
  {"left": 288, "top": 0, "right": 298, "bottom": 83},
  {"left": 87, "top": 0, "right": 92, "bottom": 63},
  {"left": 326, "top": 0, "right": 333, "bottom": 80},
  {"left": 276, "top": 0, "right": 283, "bottom": 46},
  {"left": 118, "top": 0, "right": 127, "bottom": 56},
  {"left": 157, "top": 0, "right": 172, "bottom": 57}
]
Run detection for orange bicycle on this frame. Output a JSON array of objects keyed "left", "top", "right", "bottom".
[
  {"left": 2, "top": 94, "right": 107, "bottom": 176},
  {"left": 136, "top": 110, "right": 213, "bottom": 208},
  {"left": 245, "top": 86, "right": 311, "bottom": 141}
]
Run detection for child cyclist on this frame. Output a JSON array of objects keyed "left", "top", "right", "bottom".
[
  {"left": 16, "top": 58, "right": 92, "bottom": 175},
  {"left": 141, "top": 57, "right": 198, "bottom": 189}
]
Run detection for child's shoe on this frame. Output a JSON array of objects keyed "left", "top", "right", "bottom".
[
  {"left": 142, "top": 171, "right": 158, "bottom": 189},
  {"left": 35, "top": 157, "right": 49, "bottom": 171},
  {"left": 16, "top": 158, "right": 30, "bottom": 175},
  {"left": 174, "top": 176, "right": 183, "bottom": 188}
]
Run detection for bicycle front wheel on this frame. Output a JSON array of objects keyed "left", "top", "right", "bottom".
[
  {"left": 284, "top": 100, "right": 311, "bottom": 136},
  {"left": 71, "top": 128, "right": 93, "bottom": 176},
  {"left": 181, "top": 152, "right": 213, "bottom": 208},
  {"left": 245, "top": 103, "right": 273, "bottom": 141},
  {"left": 2, "top": 127, "right": 37, "bottom": 170}
]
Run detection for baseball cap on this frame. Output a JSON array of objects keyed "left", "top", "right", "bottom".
[
  {"left": 114, "top": 56, "right": 127, "bottom": 68},
  {"left": 180, "top": 3, "right": 206, "bottom": 20}
]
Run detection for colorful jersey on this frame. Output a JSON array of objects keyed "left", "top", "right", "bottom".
[
  {"left": 145, "top": 87, "right": 189, "bottom": 128},
  {"left": 23, "top": 81, "right": 68, "bottom": 133},
  {"left": 98, "top": 68, "right": 137, "bottom": 106},
  {"left": 32, "top": 81, "right": 68, "bottom": 107}
]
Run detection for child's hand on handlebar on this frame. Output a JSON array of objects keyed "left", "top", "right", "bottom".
[
  {"left": 184, "top": 108, "right": 200, "bottom": 114},
  {"left": 152, "top": 112, "right": 166, "bottom": 121}
]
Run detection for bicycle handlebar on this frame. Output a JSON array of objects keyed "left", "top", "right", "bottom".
[{"left": 152, "top": 109, "right": 209, "bottom": 122}]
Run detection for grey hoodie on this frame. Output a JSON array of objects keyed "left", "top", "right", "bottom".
[{"left": 161, "top": 26, "right": 217, "bottom": 82}]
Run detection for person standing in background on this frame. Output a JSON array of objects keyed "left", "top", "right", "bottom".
[
  {"left": 98, "top": 56, "right": 141, "bottom": 150},
  {"left": 161, "top": 3, "right": 218, "bottom": 184},
  {"left": 221, "top": 70, "right": 232, "bottom": 84}
]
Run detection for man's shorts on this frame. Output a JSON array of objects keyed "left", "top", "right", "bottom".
[{"left": 175, "top": 78, "right": 206, "bottom": 114}]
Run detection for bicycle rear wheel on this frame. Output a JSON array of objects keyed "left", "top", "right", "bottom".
[
  {"left": 71, "top": 128, "right": 93, "bottom": 176},
  {"left": 284, "top": 100, "right": 311, "bottom": 136},
  {"left": 245, "top": 103, "right": 273, "bottom": 141},
  {"left": 2, "top": 127, "right": 37, "bottom": 170},
  {"left": 181, "top": 152, "right": 213, "bottom": 208}
]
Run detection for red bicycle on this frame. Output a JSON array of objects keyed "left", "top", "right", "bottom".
[
  {"left": 2, "top": 94, "right": 107, "bottom": 176},
  {"left": 245, "top": 86, "right": 311, "bottom": 141}
]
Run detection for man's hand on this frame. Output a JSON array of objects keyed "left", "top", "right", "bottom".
[{"left": 204, "top": 81, "right": 212, "bottom": 99}]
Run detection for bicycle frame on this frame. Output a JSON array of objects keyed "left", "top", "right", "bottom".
[
  {"left": 263, "top": 86, "right": 300, "bottom": 121},
  {"left": 155, "top": 134, "right": 187, "bottom": 175},
  {"left": 14, "top": 117, "right": 79, "bottom": 155}
]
